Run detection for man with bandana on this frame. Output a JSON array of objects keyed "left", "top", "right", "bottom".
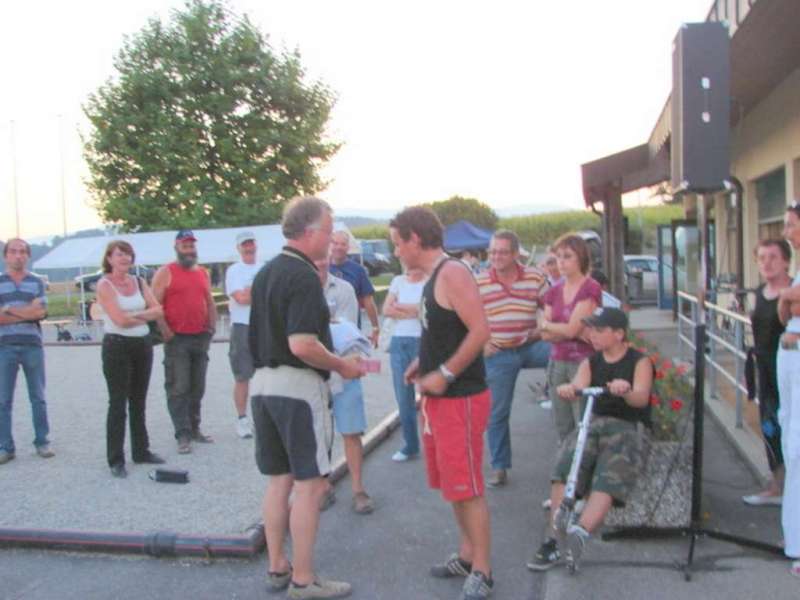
[{"left": 152, "top": 230, "right": 218, "bottom": 454}]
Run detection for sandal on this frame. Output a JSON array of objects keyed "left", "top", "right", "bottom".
[{"left": 352, "top": 491, "right": 374, "bottom": 514}]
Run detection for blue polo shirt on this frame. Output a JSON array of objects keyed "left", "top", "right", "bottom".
[
  {"left": 329, "top": 259, "right": 374, "bottom": 300},
  {"left": 0, "top": 273, "right": 47, "bottom": 346}
]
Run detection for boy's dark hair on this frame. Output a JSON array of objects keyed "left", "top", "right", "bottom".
[
  {"left": 755, "top": 238, "right": 792, "bottom": 262},
  {"left": 389, "top": 206, "right": 443, "bottom": 249}
]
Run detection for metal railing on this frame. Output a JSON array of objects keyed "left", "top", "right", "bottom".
[{"left": 676, "top": 290, "right": 751, "bottom": 428}]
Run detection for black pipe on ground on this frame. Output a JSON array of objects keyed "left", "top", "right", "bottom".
[
  {"left": 0, "top": 411, "right": 402, "bottom": 559},
  {"left": 0, "top": 524, "right": 264, "bottom": 559}
]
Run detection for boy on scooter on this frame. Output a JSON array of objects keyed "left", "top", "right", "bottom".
[{"left": 527, "top": 307, "right": 654, "bottom": 572}]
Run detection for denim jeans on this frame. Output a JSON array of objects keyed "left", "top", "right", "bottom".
[
  {"left": 0, "top": 344, "right": 50, "bottom": 453},
  {"left": 389, "top": 336, "right": 421, "bottom": 456},
  {"left": 485, "top": 339, "right": 550, "bottom": 470},
  {"left": 164, "top": 333, "right": 210, "bottom": 440},
  {"left": 102, "top": 334, "right": 154, "bottom": 467}
]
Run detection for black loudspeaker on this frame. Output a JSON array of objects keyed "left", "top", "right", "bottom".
[{"left": 671, "top": 22, "right": 730, "bottom": 192}]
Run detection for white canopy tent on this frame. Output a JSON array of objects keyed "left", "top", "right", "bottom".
[
  {"left": 33, "top": 222, "right": 359, "bottom": 271},
  {"left": 34, "top": 222, "right": 359, "bottom": 315}
]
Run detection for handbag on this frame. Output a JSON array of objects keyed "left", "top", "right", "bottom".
[
  {"left": 378, "top": 317, "right": 395, "bottom": 353},
  {"left": 136, "top": 277, "right": 163, "bottom": 346}
]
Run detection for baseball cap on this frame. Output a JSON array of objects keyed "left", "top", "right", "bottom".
[
  {"left": 236, "top": 230, "right": 256, "bottom": 245},
  {"left": 582, "top": 307, "right": 628, "bottom": 331},
  {"left": 175, "top": 229, "right": 197, "bottom": 242}
]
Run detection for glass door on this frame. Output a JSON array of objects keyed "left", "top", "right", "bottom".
[{"left": 657, "top": 225, "right": 674, "bottom": 310}]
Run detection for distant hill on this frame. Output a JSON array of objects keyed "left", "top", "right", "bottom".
[{"left": 338, "top": 215, "right": 387, "bottom": 228}]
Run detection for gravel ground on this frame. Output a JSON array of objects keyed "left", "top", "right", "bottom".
[{"left": 0, "top": 342, "right": 396, "bottom": 535}]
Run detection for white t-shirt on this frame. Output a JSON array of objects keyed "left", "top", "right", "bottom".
[
  {"left": 388, "top": 274, "right": 426, "bottom": 337},
  {"left": 225, "top": 261, "right": 263, "bottom": 325},
  {"left": 787, "top": 272, "right": 800, "bottom": 333}
]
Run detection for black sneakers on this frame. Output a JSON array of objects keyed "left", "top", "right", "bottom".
[
  {"left": 461, "top": 570, "right": 493, "bottom": 599},
  {"left": 526, "top": 538, "right": 561, "bottom": 571},
  {"left": 430, "top": 553, "right": 472, "bottom": 578}
]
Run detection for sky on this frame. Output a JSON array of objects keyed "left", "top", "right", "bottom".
[{"left": 0, "top": 0, "right": 711, "bottom": 241}]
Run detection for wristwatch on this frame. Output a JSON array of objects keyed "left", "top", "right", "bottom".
[{"left": 439, "top": 364, "right": 456, "bottom": 383}]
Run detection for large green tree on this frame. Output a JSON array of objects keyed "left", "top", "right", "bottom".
[
  {"left": 83, "top": 0, "right": 339, "bottom": 231},
  {"left": 423, "top": 196, "right": 499, "bottom": 230}
]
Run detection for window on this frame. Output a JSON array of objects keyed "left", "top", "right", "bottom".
[{"left": 756, "top": 167, "right": 786, "bottom": 239}]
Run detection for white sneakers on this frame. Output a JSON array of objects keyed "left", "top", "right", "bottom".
[
  {"left": 236, "top": 416, "right": 253, "bottom": 439},
  {"left": 742, "top": 493, "right": 782, "bottom": 506},
  {"left": 392, "top": 450, "right": 410, "bottom": 462}
]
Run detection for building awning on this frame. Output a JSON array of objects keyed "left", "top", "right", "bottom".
[
  {"left": 581, "top": 144, "right": 670, "bottom": 206},
  {"left": 582, "top": 0, "right": 800, "bottom": 206}
]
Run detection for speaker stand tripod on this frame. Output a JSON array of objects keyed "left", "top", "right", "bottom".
[{"left": 602, "top": 195, "right": 784, "bottom": 580}]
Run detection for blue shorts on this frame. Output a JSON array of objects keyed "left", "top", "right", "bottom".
[{"left": 332, "top": 378, "right": 367, "bottom": 435}]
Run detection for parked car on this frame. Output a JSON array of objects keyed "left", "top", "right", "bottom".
[
  {"left": 624, "top": 254, "right": 659, "bottom": 302},
  {"left": 351, "top": 239, "right": 395, "bottom": 276},
  {"left": 75, "top": 266, "right": 155, "bottom": 292}
]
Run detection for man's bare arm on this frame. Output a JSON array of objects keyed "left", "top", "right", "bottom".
[
  {"left": 288, "top": 334, "right": 363, "bottom": 379},
  {"left": 150, "top": 266, "right": 173, "bottom": 338}
]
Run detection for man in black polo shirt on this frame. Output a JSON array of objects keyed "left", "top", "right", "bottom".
[{"left": 249, "top": 196, "right": 362, "bottom": 600}]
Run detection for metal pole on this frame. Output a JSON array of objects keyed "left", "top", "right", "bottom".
[
  {"left": 734, "top": 320, "right": 744, "bottom": 428},
  {"left": 708, "top": 306, "right": 718, "bottom": 399},
  {"left": 677, "top": 295, "right": 683, "bottom": 361},
  {"left": 691, "top": 193, "right": 710, "bottom": 526}
]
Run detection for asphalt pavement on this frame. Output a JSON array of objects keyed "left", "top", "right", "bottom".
[{"left": 2, "top": 327, "right": 797, "bottom": 599}]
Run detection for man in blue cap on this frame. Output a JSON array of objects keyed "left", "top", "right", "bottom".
[{"left": 152, "top": 229, "right": 218, "bottom": 454}]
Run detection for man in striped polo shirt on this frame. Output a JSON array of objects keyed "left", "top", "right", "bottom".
[
  {"left": 477, "top": 230, "right": 550, "bottom": 487},
  {"left": 0, "top": 238, "right": 54, "bottom": 465}
]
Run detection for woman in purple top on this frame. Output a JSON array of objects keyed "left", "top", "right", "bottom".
[{"left": 540, "top": 234, "right": 602, "bottom": 442}]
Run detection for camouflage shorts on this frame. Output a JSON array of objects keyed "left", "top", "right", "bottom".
[{"left": 552, "top": 416, "right": 640, "bottom": 506}]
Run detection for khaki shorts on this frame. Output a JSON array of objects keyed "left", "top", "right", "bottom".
[
  {"left": 250, "top": 365, "right": 333, "bottom": 480},
  {"left": 228, "top": 323, "right": 255, "bottom": 382}
]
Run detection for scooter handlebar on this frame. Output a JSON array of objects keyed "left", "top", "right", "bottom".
[{"left": 576, "top": 386, "right": 606, "bottom": 397}]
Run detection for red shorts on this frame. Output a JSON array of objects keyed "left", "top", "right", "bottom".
[{"left": 421, "top": 389, "right": 491, "bottom": 502}]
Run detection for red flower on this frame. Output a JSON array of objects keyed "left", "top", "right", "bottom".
[
  {"left": 662, "top": 359, "right": 673, "bottom": 370},
  {"left": 676, "top": 364, "right": 689, "bottom": 376},
  {"left": 650, "top": 394, "right": 660, "bottom": 406},
  {"left": 670, "top": 398, "right": 683, "bottom": 411},
  {"left": 655, "top": 369, "right": 665, "bottom": 380}
]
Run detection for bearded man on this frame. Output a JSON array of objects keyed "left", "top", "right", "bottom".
[{"left": 152, "top": 229, "right": 218, "bottom": 454}]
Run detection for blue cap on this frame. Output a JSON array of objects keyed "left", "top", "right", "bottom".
[{"left": 175, "top": 229, "right": 196, "bottom": 242}]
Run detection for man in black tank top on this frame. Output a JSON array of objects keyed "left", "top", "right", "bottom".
[
  {"left": 528, "top": 307, "right": 654, "bottom": 574},
  {"left": 389, "top": 207, "right": 494, "bottom": 600}
]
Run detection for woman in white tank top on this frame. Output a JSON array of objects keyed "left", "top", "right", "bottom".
[{"left": 96, "top": 241, "right": 164, "bottom": 478}]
